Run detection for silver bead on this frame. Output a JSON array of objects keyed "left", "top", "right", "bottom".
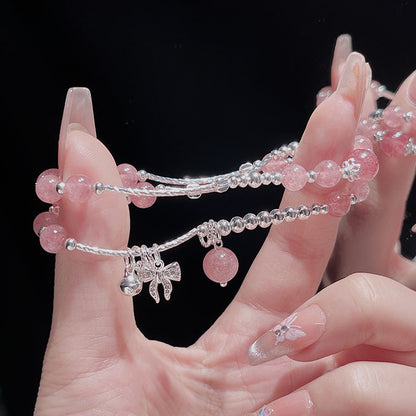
[
  {"left": 283, "top": 206, "right": 297, "bottom": 222},
  {"left": 239, "top": 162, "right": 253, "bottom": 172},
  {"left": 350, "top": 194, "right": 358, "bottom": 205},
  {"left": 297, "top": 205, "right": 311, "bottom": 220},
  {"left": 197, "top": 223, "right": 208, "bottom": 237},
  {"left": 56, "top": 181, "right": 65, "bottom": 195},
  {"left": 120, "top": 272, "right": 142, "bottom": 296},
  {"left": 260, "top": 172, "right": 272, "bottom": 185},
  {"left": 320, "top": 204, "right": 329, "bottom": 214},
  {"left": 307, "top": 170, "right": 317, "bottom": 183},
  {"left": 249, "top": 172, "right": 262, "bottom": 188},
  {"left": 217, "top": 219, "right": 231, "bottom": 236},
  {"left": 403, "top": 111, "right": 413, "bottom": 122},
  {"left": 229, "top": 175, "right": 240, "bottom": 189},
  {"left": 65, "top": 238, "right": 77, "bottom": 251},
  {"left": 94, "top": 182, "right": 105, "bottom": 194},
  {"left": 311, "top": 204, "right": 321, "bottom": 215},
  {"left": 230, "top": 216, "right": 245, "bottom": 233},
  {"left": 270, "top": 171, "right": 282, "bottom": 185},
  {"left": 373, "top": 130, "right": 385, "bottom": 142},
  {"left": 270, "top": 208, "right": 284, "bottom": 224},
  {"left": 271, "top": 149, "right": 285, "bottom": 159},
  {"left": 186, "top": 182, "right": 201, "bottom": 199},
  {"left": 257, "top": 211, "right": 272, "bottom": 228},
  {"left": 288, "top": 141, "right": 299, "bottom": 152},
  {"left": 279, "top": 145, "right": 290, "bottom": 155},
  {"left": 137, "top": 169, "right": 148, "bottom": 181},
  {"left": 243, "top": 213, "right": 258, "bottom": 230}
]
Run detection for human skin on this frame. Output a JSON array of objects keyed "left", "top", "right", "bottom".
[{"left": 34, "top": 36, "right": 416, "bottom": 415}]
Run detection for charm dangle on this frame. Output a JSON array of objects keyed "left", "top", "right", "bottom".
[
  {"left": 120, "top": 250, "right": 142, "bottom": 296},
  {"left": 138, "top": 244, "right": 181, "bottom": 303}
]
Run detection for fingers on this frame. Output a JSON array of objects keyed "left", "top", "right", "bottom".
[
  {"left": 329, "top": 71, "right": 416, "bottom": 282},
  {"left": 247, "top": 273, "right": 416, "bottom": 365},
  {"left": 255, "top": 362, "right": 416, "bottom": 416},
  {"left": 50, "top": 88, "right": 138, "bottom": 353}
]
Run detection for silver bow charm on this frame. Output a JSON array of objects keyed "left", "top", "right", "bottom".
[{"left": 137, "top": 245, "right": 181, "bottom": 303}]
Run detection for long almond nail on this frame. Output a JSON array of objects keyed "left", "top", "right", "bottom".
[
  {"left": 58, "top": 87, "right": 96, "bottom": 170},
  {"left": 247, "top": 304, "right": 326, "bottom": 365},
  {"left": 331, "top": 34, "right": 352, "bottom": 86},
  {"left": 335, "top": 52, "right": 367, "bottom": 119}
]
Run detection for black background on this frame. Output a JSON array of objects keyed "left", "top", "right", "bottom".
[{"left": 3, "top": 1, "right": 416, "bottom": 414}]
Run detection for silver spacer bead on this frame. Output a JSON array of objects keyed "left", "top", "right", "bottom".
[
  {"left": 311, "top": 204, "right": 321, "bottom": 215},
  {"left": 137, "top": 169, "right": 148, "bottom": 181},
  {"left": 65, "top": 238, "right": 77, "bottom": 251},
  {"left": 403, "top": 111, "right": 413, "bottom": 122},
  {"left": 260, "top": 171, "right": 272, "bottom": 185},
  {"left": 270, "top": 171, "right": 282, "bottom": 185},
  {"left": 270, "top": 208, "right": 284, "bottom": 224},
  {"left": 283, "top": 207, "right": 297, "bottom": 222},
  {"left": 94, "top": 182, "right": 105, "bottom": 194},
  {"left": 350, "top": 194, "right": 358, "bottom": 205},
  {"left": 297, "top": 204, "right": 311, "bottom": 220},
  {"left": 320, "top": 204, "right": 329, "bottom": 214},
  {"left": 257, "top": 211, "right": 272, "bottom": 228},
  {"left": 217, "top": 219, "right": 231, "bottom": 236},
  {"left": 243, "top": 213, "right": 258, "bottom": 230},
  {"left": 373, "top": 130, "right": 385, "bottom": 142},
  {"left": 307, "top": 170, "right": 317, "bottom": 183},
  {"left": 248, "top": 172, "right": 262, "bottom": 188},
  {"left": 197, "top": 223, "right": 208, "bottom": 237},
  {"left": 56, "top": 181, "right": 65, "bottom": 195},
  {"left": 230, "top": 216, "right": 245, "bottom": 233}
]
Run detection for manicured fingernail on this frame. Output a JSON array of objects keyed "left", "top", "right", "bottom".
[
  {"left": 407, "top": 72, "right": 416, "bottom": 106},
  {"left": 333, "top": 34, "right": 352, "bottom": 65},
  {"left": 335, "top": 52, "right": 366, "bottom": 119},
  {"left": 247, "top": 304, "right": 326, "bottom": 365},
  {"left": 58, "top": 87, "right": 96, "bottom": 169}
]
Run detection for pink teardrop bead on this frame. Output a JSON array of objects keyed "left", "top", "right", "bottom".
[
  {"left": 65, "top": 175, "right": 93, "bottom": 203},
  {"left": 281, "top": 163, "right": 308, "bottom": 191},
  {"left": 379, "top": 131, "right": 410, "bottom": 157},
  {"left": 346, "top": 149, "right": 379, "bottom": 182},
  {"left": 314, "top": 160, "right": 341, "bottom": 188},
  {"left": 130, "top": 182, "right": 157, "bottom": 208},
  {"left": 39, "top": 225, "right": 68, "bottom": 253},
  {"left": 327, "top": 193, "right": 351, "bottom": 217},
  {"left": 35, "top": 170, "right": 62, "bottom": 204},
  {"left": 382, "top": 106, "right": 404, "bottom": 129},
  {"left": 262, "top": 158, "right": 287, "bottom": 174},
  {"left": 33, "top": 211, "right": 59, "bottom": 235},
  {"left": 354, "top": 135, "right": 373, "bottom": 151},
  {"left": 118, "top": 163, "right": 138, "bottom": 188},
  {"left": 202, "top": 247, "right": 239, "bottom": 284}
]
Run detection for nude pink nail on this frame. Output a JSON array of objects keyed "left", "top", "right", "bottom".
[{"left": 247, "top": 304, "right": 326, "bottom": 365}]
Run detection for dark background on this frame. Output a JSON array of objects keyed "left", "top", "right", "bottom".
[{"left": 3, "top": 1, "right": 416, "bottom": 414}]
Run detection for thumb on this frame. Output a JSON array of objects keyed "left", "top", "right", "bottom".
[{"left": 50, "top": 88, "right": 138, "bottom": 356}]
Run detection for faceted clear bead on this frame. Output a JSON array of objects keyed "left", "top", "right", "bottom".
[
  {"left": 230, "top": 216, "right": 245, "bottom": 233},
  {"left": 270, "top": 209, "right": 284, "bottom": 224},
  {"left": 257, "top": 211, "right": 272, "bottom": 228},
  {"left": 243, "top": 213, "right": 258, "bottom": 230},
  {"left": 217, "top": 219, "right": 231, "bottom": 236},
  {"left": 283, "top": 207, "right": 297, "bottom": 222},
  {"left": 249, "top": 172, "right": 262, "bottom": 188},
  {"left": 297, "top": 205, "right": 311, "bottom": 220}
]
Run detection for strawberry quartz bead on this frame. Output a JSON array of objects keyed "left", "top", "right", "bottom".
[
  {"left": 314, "top": 160, "right": 341, "bottom": 188},
  {"left": 281, "top": 163, "right": 308, "bottom": 191},
  {"left": 356, "top": 119, "right": 375, "bottom": 138},
  {"left": 346, "top": 182, "right": 370, "bottom": 203},
  {"left": 130, "top": 182, "right": 157, "bottom": 208},
  {"left": 382, "top": 106, "right": 404, "bottom": 129},
  {"left": 354, "top": 135, "right": 373, "bottom": 151},
  {"left": 35, "top": 169, "right": 62, "bottom": 204},
  {"left": 65, "top": 174, "right": 93, "bottom": 203},
  {"left": 117, "top": 163, "right": 138, "bottom": 188},
  {"left": 379, "top": 131, "right": 410, "bottom": 157},
  {"left": 262, "top": 158, "right": 287, "bottom": 174},
  {"left": 346, "top": 149, "right": 379, "bottom": 182},
  {"left": 39, "top": 225, "right": 68, "bottom": 253},
  {"left": 33, "top": 211, "right": 59, "bottom": 235},
  {"left": 202, "top": 247, "right": 239, "bottom": 284},
  {"left": 327, "top": 193, "right": 351, "bottom": 217}
]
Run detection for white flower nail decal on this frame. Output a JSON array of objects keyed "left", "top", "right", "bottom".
[{"left": 272, "top": 313, "right": 306, "bottom": 345}]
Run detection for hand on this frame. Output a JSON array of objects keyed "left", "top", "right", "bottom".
[
  {"left": 322, "top": 34, "right": 416, "bottom": 289},
  {"left": 34, "top": 49, "right": 415, "bottom": 416}
]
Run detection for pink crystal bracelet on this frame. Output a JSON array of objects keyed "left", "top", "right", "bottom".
[{"left": 34, "top": 92, "right": 416, "bottom": 302}]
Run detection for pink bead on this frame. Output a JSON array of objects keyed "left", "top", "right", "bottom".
[
  {"left": 262, "top": 158, "right": 287, "bottom": 174},
  {"left": 314, "top": 160, "right": 341, "bottom": 188},
  {"left": 281, "top": 163, "right": 308, "bottom": 191},
  {"left": 356, "top": 119, "right": 375, "bottom": 138},
  {"left": 409, "top": 113, "right": 416, "bottom": 132},
  {"left": 346, "top": 182, "right": 370, "bottom": 203},
  {"left": 382, "top": 106, "right": 404, "bottom": 129},
  {"left": 346, "top": 149, "right": 379, "bottom": 182},
  {"left": 39, "top": 225, "right": 68, "bottom": 253},
  {"left": 35, "top": 170, "right": 62, "bottom": 204},
  {"left": 316, "top": 86, "right": 333, "bottom": 106},
  {"left": 130, "top": 182, "right": 157, "bottom": 208},
  {"left": 65, "top": 175, "right": 93, "bottom": 203},
  {"left": 379, "top": 131, "right": 410, "bottom": 157},
  {"left": 33, "top": 211, "right": 59, "bottom": 235},
  {"left": 118, "top": 163, "right": 138, "bottom": 188},
  {"left": 354, "top": 135, "right": 373, "bottom": 151},
  {"left": 327, "top": 193, "right": 351, "bottom": 217},
  {"left": 202, "top": 247, "right": 239, "bottom": 284}
]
